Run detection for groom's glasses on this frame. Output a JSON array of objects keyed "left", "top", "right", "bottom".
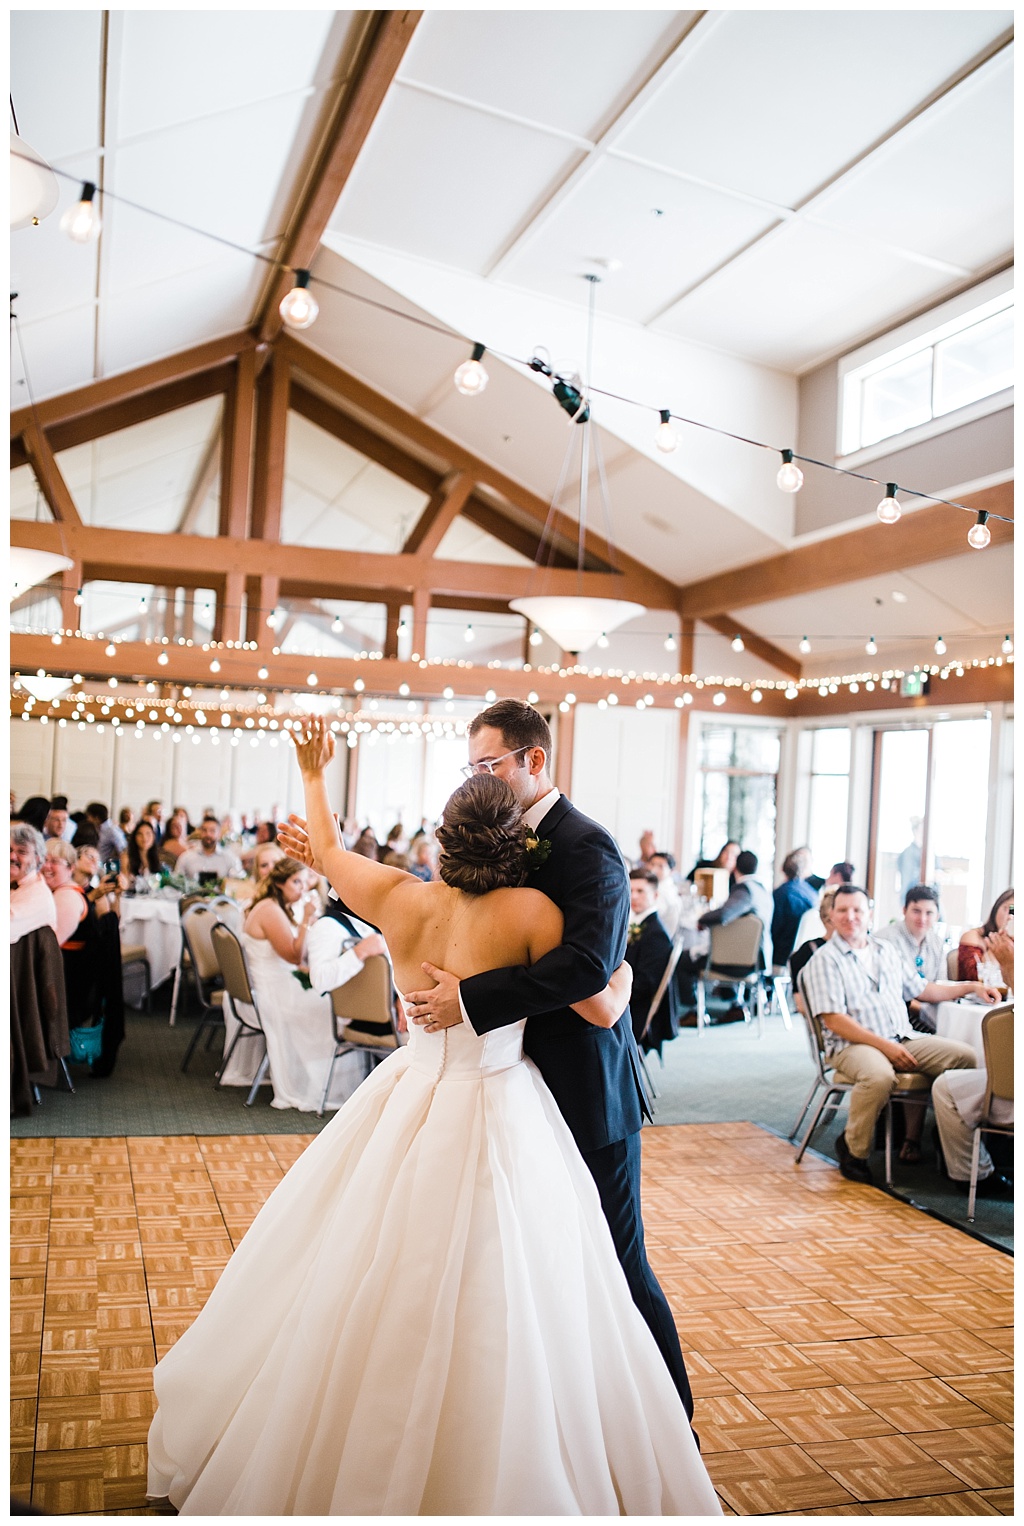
[{"left": 461, "top": 745, "right": 532, "bottom": 779}]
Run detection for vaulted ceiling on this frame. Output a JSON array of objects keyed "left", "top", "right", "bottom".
[{"left": 10, "top": 9, "right": 1014, "bottom": 688}]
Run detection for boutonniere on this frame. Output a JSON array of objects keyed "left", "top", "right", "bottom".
[
  {"left": 292, "top": 969, "right": 312, "bottom": 990},
  {"left": 628, "top": 921, "right": 643, "bottom": 945},
  {"left": 524, "top": 833, "right": 552, "bottom": 869}
]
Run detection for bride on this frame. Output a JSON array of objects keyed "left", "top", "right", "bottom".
[{"left": 146, "top": 718, "right": 721, "bottom": 1516}]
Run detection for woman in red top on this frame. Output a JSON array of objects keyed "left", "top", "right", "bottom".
[{"left": 958, "top": 887, "right": 1014, "bottom": 984}]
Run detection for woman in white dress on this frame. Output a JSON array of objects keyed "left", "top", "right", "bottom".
[
  {"left": 147, "top": 721, "right": 721, "bottom": 1516},
  {"left": 219, "top": 855, "right": 366, "bottom": 1111}
]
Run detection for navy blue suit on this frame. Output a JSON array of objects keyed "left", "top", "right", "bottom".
[{"left": 461, "top": 795, "right": 695, "bottom": 1421}]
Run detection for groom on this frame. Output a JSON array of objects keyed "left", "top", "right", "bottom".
[{"left": 405, "top": 699, "right": 696, "bottom": 1426}]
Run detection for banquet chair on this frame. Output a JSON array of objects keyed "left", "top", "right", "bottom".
[
  {"left": 210, "top": 922, "right": 270, "bottom": 1106},
  {"left": 320, "top": 954, "right": 400, "bottom": 1117},
  {"left": 792, "top": 997, "right": 931, "bottom": 1188},
  {"left": 169, "top": 894, "right": 242, "bottom": 1025},
  {"left": 967, "top": 1004, "right": 1014, "bottom": 1221},
  {"left": 947, "top": 949, "right": 959, "bottom": 980},
  {"left": 121, "top": 944, "right": 152, "bottom": 1013},
  {"left": 638, "top": 924, "right": 689, "bottom": 1104},
  {"left": 178, "top": 904, "right": 229, "bottom": 1073},
  {"left": 694, "top": 915, "right": 767, "bottom": 1035}
]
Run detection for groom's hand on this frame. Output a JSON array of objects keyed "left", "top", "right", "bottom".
[{"left": 406, "top": 963, "right": 464, "bottom": 1032}]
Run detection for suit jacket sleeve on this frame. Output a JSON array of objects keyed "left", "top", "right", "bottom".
[
  {"left": 699, "top": 883, "right": 752, "bottom": 929},
  {"left": 460, "top": 830, "right": 627, "bottom": 1033}
]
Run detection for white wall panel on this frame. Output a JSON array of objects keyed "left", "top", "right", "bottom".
[
  {"left": 10, "top": 718, "right": 56, "bottom": 806},
  {"left": 231, "top": 736, "right": 294, "bottom": 826},
  {"left": 50, "top": 724, "right": 117, "bottom": 813},
  {"left": 113, "top": 728, "right": 174, "bottom": 819},
  {"left": 172, "top": 734, "right": 233, "bottom": 821},
  {"left": 355, "top": 733, "right": 425, "bottom": 841},
  {"left": 571, "top": 706, "right": 678, "bottom": 860}
]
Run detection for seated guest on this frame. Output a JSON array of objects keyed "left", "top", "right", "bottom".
[
  {"left": 73, "top": 846, "right": 124, "bottom": 919},
  {"left": 635, "top": 828, "right": 657, "bottom": 869},
  {"left": 686, "top": 839, "right": 739, "bottom": 888},
  {"left": 71, "top": 818, "right": 100, "bottom": 850},
  {"left": 16, "top": 795, "right": 51, "bottom": 833},
  {"left": 307, "top": 897, "right": 388, "bottom": 1000},
  {"left": 226, "top": 843, "right": 285, "bottom": 908},
  {"left": 240, "top": 819, "right": 278, "bottom": 870},
  {"left": 41, "top": 840, "right": 90, "bottom": 947},
  {"left": 407, "top": 837, "right": 437, "bottom": 883},
  {"left": 159, "top": 814, "right": 191, "bottom": 867},
  {"left": 625, "top": 869, "right": 679, "bottom": 1057},
  {"left": 44, "top": 797, "right": 76, "bottom": 843},
  {"left": 11, "top": 823, "right": 57, "bottom": 942},
  {"left": 118, "top": 806, "right": 136, "bottom": 838},
  {"left": 85, "top": 801, "right": 126, "bottom": 862},
  {"left": 958, "top": 888, "right": 1014, "bottom": 983},
  {"left": 143, "top": 800, "right": 165, "bottom": 844},
  {"left": 771, "top": 848, "right": 818, "bottom": 968},
  {"left": 176, "top": 815, "right": 244, "bottom": 883},
  {"left": 789, "top": 888, "right": 838, "bottom": 1007},
  {"left": 220, "top": 858, "right": 366, "bottom": 1111},
  {"left": 123, "top": 819, "right": 162, "bottom": 881},
  {"left": 695, "top": 849, "right": 773, "bottom": 1021},
  {"left": 805, "top": 859, "right": 856, "bottom": 893},
  {"left": 792, "top": 862, "right": 857, "bottom": 948},
  {"left": 649, "top": 852, "right": 681, "bottom": 938},
  {"left": 875, "top": 885, "right": 949, "bottom": 1032},
  {"left": 800, "top": 885, "right": 998, "bottom": 1183},
  {"left": 351, "top": 828, "right": 380, "bottom": 861},
  {"left": 932, "top": 1052, "right": 1013, "bottom": 1200}
]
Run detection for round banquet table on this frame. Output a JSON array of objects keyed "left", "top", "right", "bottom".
[
  {"left": 934, "top": 998, "right": 1012, "bottom": 1064},
  {"left": 119, "top": 894, "right": 183, "bottom": 992}
]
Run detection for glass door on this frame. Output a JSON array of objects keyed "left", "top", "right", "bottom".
[{"left": 868, "top": 729, "right": 930, "bottom": 932}]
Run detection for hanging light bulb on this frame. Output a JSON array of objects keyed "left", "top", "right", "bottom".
[
  {"left": 209, "top": 659, "right": 221, "bottom": 673},
  {"left": 731, "top": 634, "right": 745, "bottom": 653},
  {"left": 663, "top": 633, "right": 677, "bottom": 652},
  {"left": 105, "top": 643, "right": 116, "bottom": 657},
  {"left": 528, "top": 627, "right": 543, "bottom": 648},
  {"left": 1001, "top": 635, "right": 1013, "bottom": 654},
  {"left": 596, "top": 632, "right": 609, "bottom": 649},
  {"left": 454, "top": 343, "right": 488, "bottom": 396},
  {"left": 776, "top": 449, "right": 803, "bottom": 493},
  {"left": 157, "top": 651, "right": 169, "bottom": 666},
  {"left": 876, "top": 483, "right": 901, "bottom": 524},
  {"left": 799, "top": 636, "right": 811, "bottom": 655},
  {"left": 331, "top": 615, "right": 344, "bottom": 634},
  {"left": 279, "top": 269, "right": 319, "bottom": 330},
  {"left": 464, "top": 624, "right": 474, "bottom": 643},
  {"left": 257, "top": 666, "right": 269, "bottom": 681},
  {"left": 654, "top": 409, "right": 678, "bottom": 454},
  {"left": 967, "top": 511, "right": 991, "bottom": 550},
  {"left": 60, "top": 181, "right": 101, "bottom": 243},
  {"left": 865, "top": 636, "right": 878, "bottom": 655},
  {"left": 934, "top": 636, "right": 947, "bottom": 655},
  {"left": 138, "top": 595, "right": 148, "bottom": 612}
]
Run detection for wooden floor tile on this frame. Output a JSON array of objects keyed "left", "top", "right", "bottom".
[
  {"left": 103, "top": 1442, "right": 151, "bottom": 1509},
  {"left": 751, "top": 1385, "right": 894, "bottom": 1444},
  {"left": 943, "top": 1372, "right": 1015, "bottom": 1424},
  {"left": 848, "top": 1377, "right": 998, "bottom": 1433},
  {"left": 100, "top": 1389, "right": 158, "bottom": 1446},
  {"left": 888, "top": 1330, "right": 1013, "bottom": 1378},
  {"left": 35, "top": 1394, "right": 102, "bottom": 1451},
  {"left": 695, "top": 1393, "right": 793, "bottom": 1452},
  {"left": 802, "top": 1433, "right": 969, "bottom": 1501},
  {"left": 913, "top": 1425, "right": 1014, "bottom": 1490},
  {"left": 31, "top": 1445, "right": 106, "bottom": 1513},
  {"left": 704, "top": 1442, "right": 858, "bottom": 1513},
  {"left": 796, "top": 1336, "right": 933, "bottom": 1386},
  {"left": 976, "top": 1486, "right": 1014, "bottom": 1513}
]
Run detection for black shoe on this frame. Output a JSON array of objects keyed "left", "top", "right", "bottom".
[
  {"left": 717, "top": 1005, "right": 747, "bottom": 1024},
  {"left": 956, "top": 1173, "right": 1013, "bottom": 1200},
  {"left": 835, "top": 1131, "right": 874, "bottom": 1184}
]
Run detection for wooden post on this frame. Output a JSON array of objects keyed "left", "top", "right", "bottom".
[
  {"left": 411, "top": 588, "right": 430, "bottom": 660},
  {"left": 345, "top": 736, "right": 360, "bottom": 822},
  {"left": 679, "top": 618, "right": 695, "bottom": 678},
  {"left": 384, "top": 602, "right": 402, "bottom": 660},
  {"left": 60, "top": 562, "right": 81, "bottom": 632},
  {"left": 554, "top": 703, "right": 575, "bottom": 795},
  {"left": 219, "top": 349, "right": 257, "bottom": 539},
  {"left": 181, "top": 589, "right": 196, "bottom": 642},
  {"left": 215, "top": 570, "right": 245, "bottom": 644}
]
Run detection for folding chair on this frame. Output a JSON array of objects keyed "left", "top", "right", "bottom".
[
  {"left": 210, "top": 922, "right": 270, "bottom": 1106},
  {"left": 320, "top": 954, "right": 400, "bottom": 1117},
  {"left": 169, "top": 894, "right": 241, "bottom": 1025},
  {"left": 178, "top": 903, "right": 229, "bottom": 1073},
  {"left": 967, "top": 1004, "right": 1014, "bottom": 1221},
  {"left": 695, "top": 915, "right": 767, "bottom": 1035},
  {"left": 638, "top": 925, "right": 689, "bottom": 1104}
]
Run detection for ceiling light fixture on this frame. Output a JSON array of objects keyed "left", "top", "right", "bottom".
[
  {"left": 934, "top": 636, "right": 946, "bottom": 655},
  {"left": 967, "top": 511, "right": 991, "bottom": 550},
  {"left": 60, "top": 180, "right": 101, "bottom": 243},
  {"left": 10, "top": 131, "right": 59, "bottom": 228},
  {"left": 865, "top": 635, "right": 878, "bottom": 655},
  {"left": 1001, "top": 635, "right": 1013, "bottom": 654},
  {"left": 799, "top": 636, "right": 811, "bottom": 654},
  {"left": 731, "top": 635, "right": 745, "bottom": 653},
  {"left": 776, "top": 449, "right": 803, "bottom": 493},
  {"left": 279, "top": 269, "right": 318, "bottom": 330},
  {"left": 876, "top": 483, "right": 901, "bottom": 524},
  {"left": 654, "top": 409, "right": 678, "bottom": 453},
  {"left": 453, "top": 342, "right": 488, "bottom": 396}
]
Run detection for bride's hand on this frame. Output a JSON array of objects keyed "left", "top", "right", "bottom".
[{"left": 292, "top": 715, "right": 335, "bottom": 776}]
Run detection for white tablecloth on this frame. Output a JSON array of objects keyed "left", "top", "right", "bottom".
[
  {"left": 935, "top": 1000, "right": 989, "bottom": 1063},
  {"left": 120, "top": 896, "right": 183, "bottom": 989}
]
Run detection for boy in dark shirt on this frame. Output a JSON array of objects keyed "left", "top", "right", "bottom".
[{"left": 625, "top": 869, "right": 679, "bottom": 1057}]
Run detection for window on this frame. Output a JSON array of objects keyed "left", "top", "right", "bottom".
[
  {"left": 839, "top": 276, "right": 1013, "bottom": 459},
  {"left": 806, "top": 728, "right": 850, "bottom": 875},
  {"left": 694, "top": 725, "right": 781, "bottom": 874}
]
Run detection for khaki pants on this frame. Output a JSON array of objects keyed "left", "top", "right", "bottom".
[{"left": 830, "top": 1036, "right": 978, "bottom": 1159}]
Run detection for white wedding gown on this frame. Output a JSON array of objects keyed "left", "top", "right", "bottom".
[
  {"left": 147, "top": 1011, "right": 722, "bottom": 1516},
  {"left": 219, "top": 932, "right": 367, "bottom": 1111}
]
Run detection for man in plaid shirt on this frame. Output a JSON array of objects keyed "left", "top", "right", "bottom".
[{"left": 800, "top": 885, "right": 999, "bottom": 1183}]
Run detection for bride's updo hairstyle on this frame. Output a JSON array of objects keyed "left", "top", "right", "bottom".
[{"left": 436, "top": 774, "right": 528, "bottom": 896}]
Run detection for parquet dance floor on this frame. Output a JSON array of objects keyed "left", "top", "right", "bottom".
[{"left": 10, "top": 1122, "right": 1012, "bottom": 1515}]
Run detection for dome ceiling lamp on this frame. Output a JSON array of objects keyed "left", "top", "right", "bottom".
[
  {"left": 509, "top": 270, "right": 644, "bottom": 657},
  {"left": 9, "top": 548, "right": 74, "bottom": 601}
]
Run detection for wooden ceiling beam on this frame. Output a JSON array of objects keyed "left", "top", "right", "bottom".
[
  {"left": 402, "top": 470, "right": 475, "bottom": 555},
  {"left": 256, "top": 11, "right": 422, "bottom": 343},
  {"left": 21, "top": 424, "right": 83, "bottom": 527},
  {"left": 10, "top": 332, "right": 254, "bottom": 438},
  {"left": 11, "top": 519, "right": 646, "bottom": 607},
  {"left": 279, "top": 335, "right": 680, "bottom": 606},
  {"left": 461, "top": 497, "right": 578, "bottom": 568},
  {"left": 701, "top": 615, "right": 802, "bottom": 679},
  {"left": 678, "top": 483, "right": 1014, "bottom": 619}
]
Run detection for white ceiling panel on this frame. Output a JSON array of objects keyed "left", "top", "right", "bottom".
[
  {"left": 100, "top": 256, "right": 265, "bottom": 376},
  {"left": 114, "top": 10, "right": 340, "bottom": 140},
  {"left": 297, "top": 499, "right": 392, "bottom": 554},
  {"left": 401, "top": 10, "right": 691, "bottom": 141},
  {"left": 330, "top": 86, "right": 582, "bottom": 273},
  {"left": 616, "top": 9, "right": 1011, "bottom": 210},
  {"left": 656, "top": 219, "right": 956, "bottom": 370},
  {"left": 435, "top": 519, "right": 533, "bottom": 567},
  {"left": 10, "top": 465, "right": 43, "bottom": 521},
  {"left": 11, "top": 302, "right": 97, "bottom": 404},
  {"left": 281, "top": 481, "right": 335, "bottom": 548},
  {"left": 903, "top": 545, "right": 1015, "bottom": 626},
  {"left": 500, "top": 155, "right": 779, "bottom": 320},
  {"left": 808, "top": 51, "right": 1013, "bottom": 272},
  {"left": 11, "top": 9, "right": 104, "bottom": 161},
  {"left": 334, "top": 464, "right": 428, "bottom": 549},
  {"left": 285, "top": 414, "right": 369, "bottom": 503},
  {"left": 11, "top": 154, "right": 103, "bottom": 325}
]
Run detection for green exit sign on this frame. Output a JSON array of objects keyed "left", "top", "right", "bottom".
[{"left": 900, "top": 672, "right": 929, "bottom": 697}]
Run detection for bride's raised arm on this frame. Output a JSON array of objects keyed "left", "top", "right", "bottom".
[{"left": 291, "top": 717, "right": 415, "bottom": 927}]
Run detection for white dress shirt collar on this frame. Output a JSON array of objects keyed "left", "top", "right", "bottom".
[{"left": 523, "top": 787, "right": 560, "bottom": 833}]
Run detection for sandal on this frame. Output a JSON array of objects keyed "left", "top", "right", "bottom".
[{"left": 899, "top": 1140, "right": 922, "bottom": 1164}]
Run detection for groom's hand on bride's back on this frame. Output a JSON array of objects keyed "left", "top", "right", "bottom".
[{"left": 406, "top": 963, "right": 464, "bottom": 1031}]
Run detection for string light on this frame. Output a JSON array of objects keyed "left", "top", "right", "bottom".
[
  {"left": 331, "top": 616, "right": 344, "bottom": 634},
  {"left": 865, "top": 636, "right": 878, "bottom": 655},
  {"left": 799, "top": 636, "right": 811, "bottom": 654},
  {"left": 654, "top": 409, "right": 678, "bottom": 454},
  {"left": 967, "top": 511, "right": 991, "bottom": 549},
  {"left": 453, "top": 343, "right": 488, "bottom": 396},
  {"left": 1001, "top": 635, "right": 1013, "bottom": 654},
  {"left": 934, "top": 636, "right": 946, "bottom": 655},
  {"left": 876, "top": 484, "right": 901, "bottom": 524},
  {"left": 464, "top": 624, "right": 474, "bottom": 643},
  {"left": 776, "top": 449, "right": 803, "bottom": 493},
  {"left": 663, "top": 634, "right": 677, "bottom": 652},
  {"left": 279, "top": 269, "right": 319, "bottom": 330},
  {"left": 596, "top": 632, "right": 609, "bottom": 649},
  {"left": 528, "top": 627, "right": 543, "bottom": 647},
  {"left": 731, "top": 635, "right": 745, "bottom": 653},
  {"left": 157, "top": 651, "right": 168, "bottom": 665},
  {"left": 60, "top": 181, "right": 101, "bottom": 243}
]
